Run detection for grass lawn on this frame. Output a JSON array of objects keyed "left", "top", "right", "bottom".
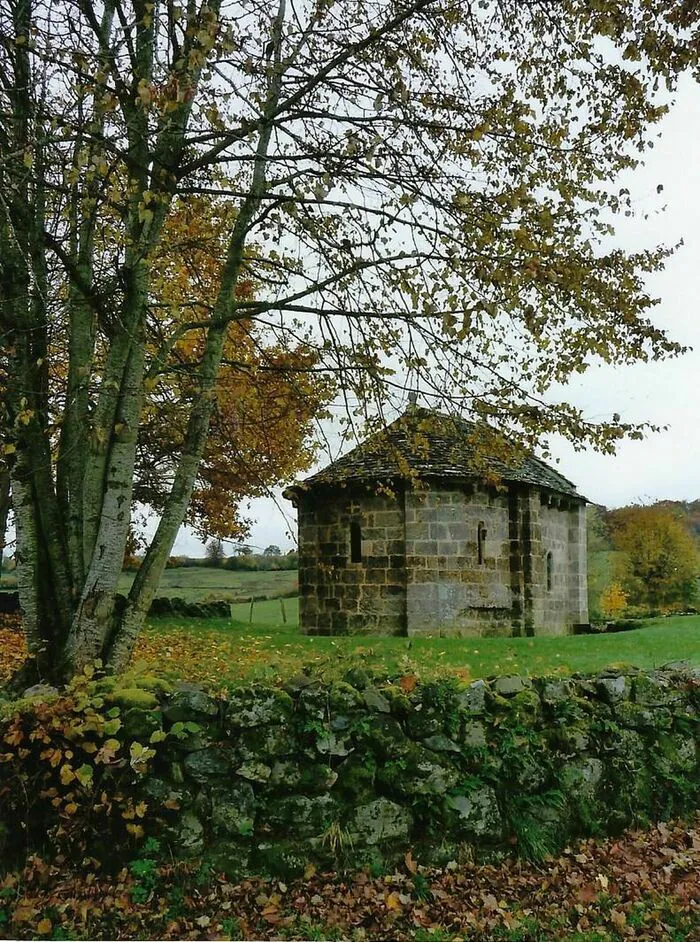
[
  {"left": 118, "top": 566, "right": 297, "bottom": 602},
  {"left": 133, "top": 612, "right": 700, "bottom": 691},
  {"left": 230, "top": 595, "right": 299, "bottom": 624}
]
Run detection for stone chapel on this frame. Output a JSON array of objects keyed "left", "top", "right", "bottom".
[{"left": 284, "top": 406, "right": 588, "bottom": 638}]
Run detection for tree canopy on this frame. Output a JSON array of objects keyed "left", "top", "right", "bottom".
[
  {"left": 608, "top": 505, "right": 698, "bottom": 610},
  {"left": 1, "top": 0, "right": 698, "bottom": 681}
]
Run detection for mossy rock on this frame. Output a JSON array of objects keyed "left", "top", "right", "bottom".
[
  {"left": 226, "top": 686, "right": 293, "bottom": 729},
  {"left": 496, "top": 689, "right": 541, "bottom": 726},
  {"left": 108, "top": 687, "right": 159, "bottom": 710},
  {"left": 335, "top": 753, "right": 377, "bottom": 798},
  {"left": 202, "top": 837, "right": 255, "bottom": 880},
  {"left": 655, "top": 733, "right": 697, "bottom": 775},
  {"left": 445, "top": 784, "right": 502, "bottom": 841},
  {"left": 122, "top": 707, "right": 162, "bottom": 740},
  {"left": 633, "top": 674, "right": 671, "bottom": 705},
  {"left": 265, "top": 793, "right": 337, "bottom": 839},
  {"left": 269, "top": 760, "right": 338, "bottom": 793},
  {"left": 120, "top": 671, "right": 173, "bottom": 694},
  {"left": 237, "top": 724, "right": 297, "bottom": 760},
  {"left": 205, "top": 841, "right": 251, "bottom": 880},
  {"left": 343, "top": 666, "right": 372, "bottom": 690},
  {"left": 253, "top": 840, "right": 312, "bottom": 879},
  {"left": 359, "top": 713, "right": 410, "bottom": 760},
  {"left": 382, "top": 686, "right": 413, "bottom": 718},
  {"left": 405, "top": 704, "right": 447, "bottom": 739},
  {"left": 379, "top": 744, "right": 460, "bottom": 797},
  {"left": 351, "top": 798, "right": 413, "bottom": 846},
  {"left": 329, "top": 681, "right": 364, "bottom": 713},
  {"left": 210, "top": 781, "right": 256, "bottom": 838},
  {"left": 163, "top": 685, "right": 219, "bottom": 724},
  {"left": 183, "top": 746, "right": 234, "bottom": 783},
  {"left": 615, "top": 701, "right": 673, "bottom": 732}
]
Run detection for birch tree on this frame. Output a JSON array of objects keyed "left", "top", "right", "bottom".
[{"left": 0, "top": 0, "right": 697, "bottom": 683}]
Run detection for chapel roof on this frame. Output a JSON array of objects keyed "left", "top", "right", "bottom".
[{"left": 286, "top": 406, "right": 583, "bottom": 499}]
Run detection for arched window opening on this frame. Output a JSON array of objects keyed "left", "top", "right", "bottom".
[
  {"left": 477, "top": 522, "right": 487, "bottom": 565},
  {"left": 350, "top": 521, "right": 362, "bottom": 563},
  {"left": 546, "top": 551, "right": 553, "bottom": 591}
]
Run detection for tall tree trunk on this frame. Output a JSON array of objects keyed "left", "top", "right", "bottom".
[{"left": 0, "top": 470, "right": 10, "bottom": 575}]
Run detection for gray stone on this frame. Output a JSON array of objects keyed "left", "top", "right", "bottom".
[
  {"left": 352, "top": 799, "right": 413, "bottom": 845},
  {"left": 282, "top": 674, "right": 317, "bottom": 696},
  {"left": 164, "top": 685, "right": 219, "bottom": 724},
  {"left": 423, "top": 734, "right": 461, "bottom": 754},
  {"left": 211, "top": 782, "right": 256, "bottom": 837},
  {"left": 562, "top": 757, "right": 604, "bottom": 793},
  {"left": 461, "top": 722, "right": 487, "bottom": 749},
  {"left": 541, "top": 679, "right": 574, "bottom": 706},
  {"left": 183, "top": 746, "right": 232, "bottom": 783},
  {"left": 616, "top": 701, "right": 672, "bottom": 731},
  {"left": 597, "top": 675, "right": 631, "bottom": 704},
  {"left": 455, "top": 680, "right": 488, "bottom": 714},
  {"left": 226, "top": 687, "right": 293, "bottom": 729},
  {"left": 270, "top": 760, "right": 338, "bottom": 792},
  {"left": 492, "top": 676, "right": 532, "bottom": 697},
  {"left": 316, "top": 731, "right": 353, "bottom": 757},
  {"left": 446, "top": 786, "right": 502, "bottom": 840},
  {"left": 383, "top": 745, "right": 460, "bottom": 796},
  {"left": 173, "top": 811, "right": 204, "bottom": 856},
  {"left": 267, "top": 794, "right": 336, "bottom": 838},
  {"left": 238, "top": 724, "right": 297, "bottom": 760},
  {"left": 362, "top": 687, "right": 391, "bottom": 713},
  {"left": 235, "top": 760, "right": 272, "bottom": 783},
  {"left": 22, "top": 684, "right": 59, "bottom": 700}
]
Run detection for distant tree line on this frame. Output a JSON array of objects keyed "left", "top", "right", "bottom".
[{"left": 164, "top": 546, "right": 298, "bottom": 572}]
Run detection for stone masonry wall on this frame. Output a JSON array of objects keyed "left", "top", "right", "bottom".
[
  {"left": 298, "top": 490, "right": 406, "bottom": 635},
  {"left": 405, "top": 486, "right": 513, "bottom": 637},
  {"left": 524, "top": 489, "right": 588, "bottom": 635},
  {"left": 298, "top": 482, "right": 587, "bottom": 638},
  {"left": 2, "top": 666, "right": 698, "bottom": 880}
]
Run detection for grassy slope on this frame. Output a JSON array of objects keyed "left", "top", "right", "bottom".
[
  {"left": 136, "top": 613, "right": 700, "bottom": 690},
  {"left": 118, "top": 567, "right": 297, "bottom": 602}
]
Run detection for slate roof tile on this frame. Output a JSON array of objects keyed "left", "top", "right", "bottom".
[{"left": 288, "top": 407, "right": 582, "bottom": 499}]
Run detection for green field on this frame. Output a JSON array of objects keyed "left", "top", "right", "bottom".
[
  {"left": 230, "top": 595, "right": 299, "bottom": 624},
  {"left": 137, "top": 613, "right": 700, "bottom": 689},
  {"left": 118, "top": 566, "right": 297, "bottom": 602}
]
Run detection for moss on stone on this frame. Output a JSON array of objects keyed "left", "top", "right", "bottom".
[{"left": 108, "top": 687, "right": 159, "bottom": 710}]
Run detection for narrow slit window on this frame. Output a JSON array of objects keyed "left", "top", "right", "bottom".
[
  {"left": 546, "top": 551, "right": 553, "bottom": 591},
  {"left": 477, "top": 522, "right": 487, "bottom": 565},
  {"left": 350, "top": 521, "right": 362, "bottom": 563}
]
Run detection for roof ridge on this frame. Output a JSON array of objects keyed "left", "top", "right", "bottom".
[{"left": 287, "top": 405, "right": 583, "bottom": 500}]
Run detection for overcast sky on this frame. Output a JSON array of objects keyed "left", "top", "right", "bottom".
[{"left": 172, "top": 74, "right": 700, "bottom": 557}]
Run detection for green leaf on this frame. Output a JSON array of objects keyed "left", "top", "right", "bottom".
[{"left": 75, "top": 763, "right": 93, "bottom": 787}]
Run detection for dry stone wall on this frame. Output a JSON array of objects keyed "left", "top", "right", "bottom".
[{"left": 3, "top": 665, "right": 692, "bottom": 879}]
